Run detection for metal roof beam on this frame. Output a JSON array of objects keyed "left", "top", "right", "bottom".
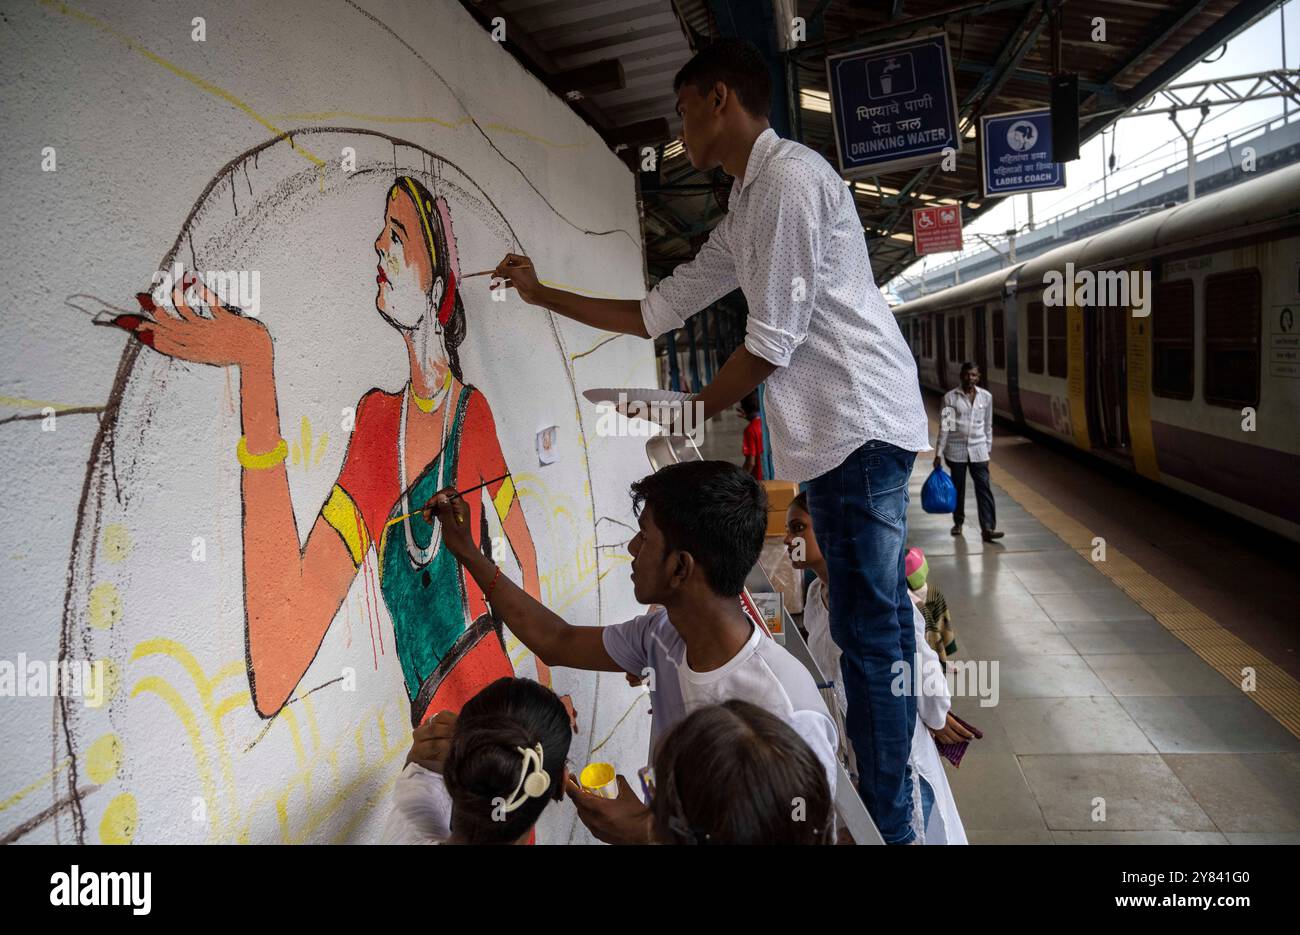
[
  {"left": 1078, "top": 0, "right": 1280, "bottom": 141},
  {"left": 955, "top": 60, "right": 1105, "bottom": 94},
  {"left": 1087, "top": 0, "right": 1214, "bottom": 106},
  {"left": 790, "top": 0, "right": 1038, "bottom": 62}
]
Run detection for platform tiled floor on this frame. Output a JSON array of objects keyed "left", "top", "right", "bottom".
[{"left": 911, "top": 466, "right": 1300, "bottom": 844}]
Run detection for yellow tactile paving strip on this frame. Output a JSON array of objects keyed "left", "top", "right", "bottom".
[{"left": 989, "top": 462, "right": 1300, "bottom": 739}]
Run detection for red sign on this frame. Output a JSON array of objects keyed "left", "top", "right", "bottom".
[{"left": 912, "top": 204, "right": 963, "bottom": 255}]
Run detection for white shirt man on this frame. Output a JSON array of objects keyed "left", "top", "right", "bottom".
[
  {"left": 934, "top": 365, "right": 1003, "bottom": 541},
  {"left": 640, "top": 126, "right": 929, "bottom": 480},
  {"left": 936, "top": 385, "right": 994, "bottom": 463}
]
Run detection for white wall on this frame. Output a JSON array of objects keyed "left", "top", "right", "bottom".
[{"left": 0, "top": 0, "right": 656, "bottom": 844}]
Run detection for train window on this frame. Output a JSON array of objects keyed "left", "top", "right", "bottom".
[
  {"left": 992, "top": 309, "right": 1006, "bottom": 369},
  {"left": 1153, "top": 279, "right": 1194, "bottom": 400},
  {"left": 956, "top": 316, "right": 967, "bottom": 363},
  {"left": 946, "top": 317, "right": 955, "bottom": 361},
  {"left": 1027, "top": 301, "right": 1045, "bottom": 374},
  {"left": 1047, "top": 305, "right": 1068, "bottom": 377},
  {"left": 1204, "top": 269, "right": 1261, "bottom": 408}
]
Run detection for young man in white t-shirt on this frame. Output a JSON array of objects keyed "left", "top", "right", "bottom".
[{"left": 426, "top": 459, "right": 838, "bottom": 845}]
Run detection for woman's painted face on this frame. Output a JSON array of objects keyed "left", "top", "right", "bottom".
[{"left": 374, "top": 188, "right": 436, "bottom": 330}]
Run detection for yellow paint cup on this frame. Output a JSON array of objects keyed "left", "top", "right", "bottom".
[{"left": 579, "top": 762, "right": 618, "bottom": 799}]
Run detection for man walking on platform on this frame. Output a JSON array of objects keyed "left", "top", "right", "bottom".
[
  {"left": 488, "top": 39, "right": 930, "bottom": 844},
  {"left": 935, "top": 362, "right": 1003, "bottom": 542}
]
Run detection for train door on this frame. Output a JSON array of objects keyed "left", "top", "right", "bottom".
[
  {"left": 935, "top": 314, "right": 948, "bottom": 389},
  {"left": 973, "top": 305, "right": 988, "bottom": 374},
  {"left": 1087, "top": 304, "right": 1131, "bottom": 453}
]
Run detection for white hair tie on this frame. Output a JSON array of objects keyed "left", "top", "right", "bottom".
[{"left": 502, "top": 743, "right": 551, "bottom": 813}]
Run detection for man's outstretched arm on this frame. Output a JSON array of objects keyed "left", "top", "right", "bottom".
[
  {"left": 425, "top": 489, "right": 623, "bottom": 672},
  {"left": 491, "top": 220, "right": 738, "bottom": 342},
  {"left": 491, "top": 253, "right": 647, "bottom": 337},
  {"left": 694, "top": 345, "right": 777, "bottom": 421}
]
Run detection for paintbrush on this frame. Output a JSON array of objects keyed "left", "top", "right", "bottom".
[
  {"left": 384, "top": 472, "right": 511, "bottom": 528},
  {"left": 462, "top": 260, "right": 533, "bottom": 279}
]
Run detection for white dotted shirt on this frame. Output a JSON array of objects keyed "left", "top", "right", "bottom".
[
  {"left": 640, "top": 128, "right": 929, "bottom": 482},
  {"left": 936, "top": 386, "right": 994, "bottom": 463}
]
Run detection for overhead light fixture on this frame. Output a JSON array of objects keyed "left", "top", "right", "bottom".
[
  {"left": 889, "top": 232, "right": 914, "bottom": 242},
  {"left": 662, "top": 140, "right": 685, "bottom": 159},
  {"left": 853, "top": 181, "right": 900, "bottom": 196},
  {"left": 800, "top": 89, "right": 831, "bottom": 114}
]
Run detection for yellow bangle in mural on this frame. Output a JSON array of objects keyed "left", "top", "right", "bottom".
[{"left": 237, "top": 436, "right": 289, "bottom": 470}]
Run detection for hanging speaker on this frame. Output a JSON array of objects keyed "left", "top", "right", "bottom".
[{"left": 1050, "top": 73, "right": 1080, "bottom": 162}]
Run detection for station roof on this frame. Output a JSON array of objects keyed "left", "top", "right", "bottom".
[
  {"left": 457, "top": 0, "right": 699, "bottom": 150},
  {"left": 466, "top": 0, "right": 1282, "bottom": 286},
  {"left": 788, "top": 0, "right": 1283, "bottom": 283}
]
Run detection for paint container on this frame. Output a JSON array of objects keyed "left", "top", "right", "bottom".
[{"left": 579, "top": 762, "right": 618, "bottom": 799}]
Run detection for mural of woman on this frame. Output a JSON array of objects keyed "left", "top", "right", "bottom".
[{"left": 130, "top": 175, "right": 543, "bottom": 726}]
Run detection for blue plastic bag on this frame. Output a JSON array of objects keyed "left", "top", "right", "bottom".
[{"left": 921, "top": 467, "right": 957, "bottom": 514}]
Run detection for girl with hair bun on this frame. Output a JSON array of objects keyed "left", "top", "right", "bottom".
[{"left": 382, "top": 677, "right": 573, "bottom": 845}]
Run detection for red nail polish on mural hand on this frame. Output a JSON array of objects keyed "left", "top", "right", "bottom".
[
  {"left": 135, "top": 329, "right": 155, "bottom": 347},
  {"left": 112, "top": 314, "right": 144, "bottom": 332},
  {"left": 136, "top": 292, "right": 157, "bottom": 312}
]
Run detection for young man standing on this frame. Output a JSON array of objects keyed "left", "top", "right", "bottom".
[
  {"left": 424, "top": 460, "right": 839, "bottom": 845},
  {"left": 934, "top": 361, "right": 1003, "bottom": 542},
  {"left": 489, "top": 39, "right": 928, "bottom": 844}
]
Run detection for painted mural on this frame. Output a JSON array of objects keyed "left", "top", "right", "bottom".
[{"left": 0, "top": 1, "right": 655, "bottom": 845}]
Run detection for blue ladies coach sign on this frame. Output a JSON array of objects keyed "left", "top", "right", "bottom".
[
  {"left": 826, "top": 32, "right": 960, "bottom": 177},
  {"left": 980, "top": 108, "right": 1067, "bottom": 197}
]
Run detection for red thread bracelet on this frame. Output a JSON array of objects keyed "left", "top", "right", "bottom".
[{"left": 485, "top": 565, "right": 502, "bottom": 603}]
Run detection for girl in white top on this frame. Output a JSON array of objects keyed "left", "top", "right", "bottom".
[
  {"left": 380, "top": 676, "right": 572, "bottom": 845},
  {"left": 785, "top": 494, "right": 967, "bottom": 844}
]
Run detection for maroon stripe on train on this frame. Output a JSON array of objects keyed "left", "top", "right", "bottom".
[
  {"left": 1004, "top": 387, "right": 1298, "bottom": 525},
  {"left": 988, "top": 380, "right": 1011, "bottom": 413},
  {"left": 1151, "top": 421, "right": 1300, "bottom": 525},
  {"left": 1018, "top": 386, "right": 1058, "bottom": 430}
]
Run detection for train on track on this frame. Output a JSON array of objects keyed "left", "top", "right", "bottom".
[{"left": 894, "top": 161, "right": 1300, "bottom": 541}]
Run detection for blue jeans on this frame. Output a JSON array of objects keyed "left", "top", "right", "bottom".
[{"left": 806, "top": 439, "right": 918, "bottom": 844}]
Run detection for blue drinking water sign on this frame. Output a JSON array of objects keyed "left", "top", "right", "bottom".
[
  {"left": 979, "top": 108, "right": 1067, "bottom": 198},
  {"left": 825, "top": 32, "right": 960, "bottom": 177}
]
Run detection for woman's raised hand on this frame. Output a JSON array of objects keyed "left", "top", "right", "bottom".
[{"left": 135, "top": 274, "right": 271, "bottom": 368}]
